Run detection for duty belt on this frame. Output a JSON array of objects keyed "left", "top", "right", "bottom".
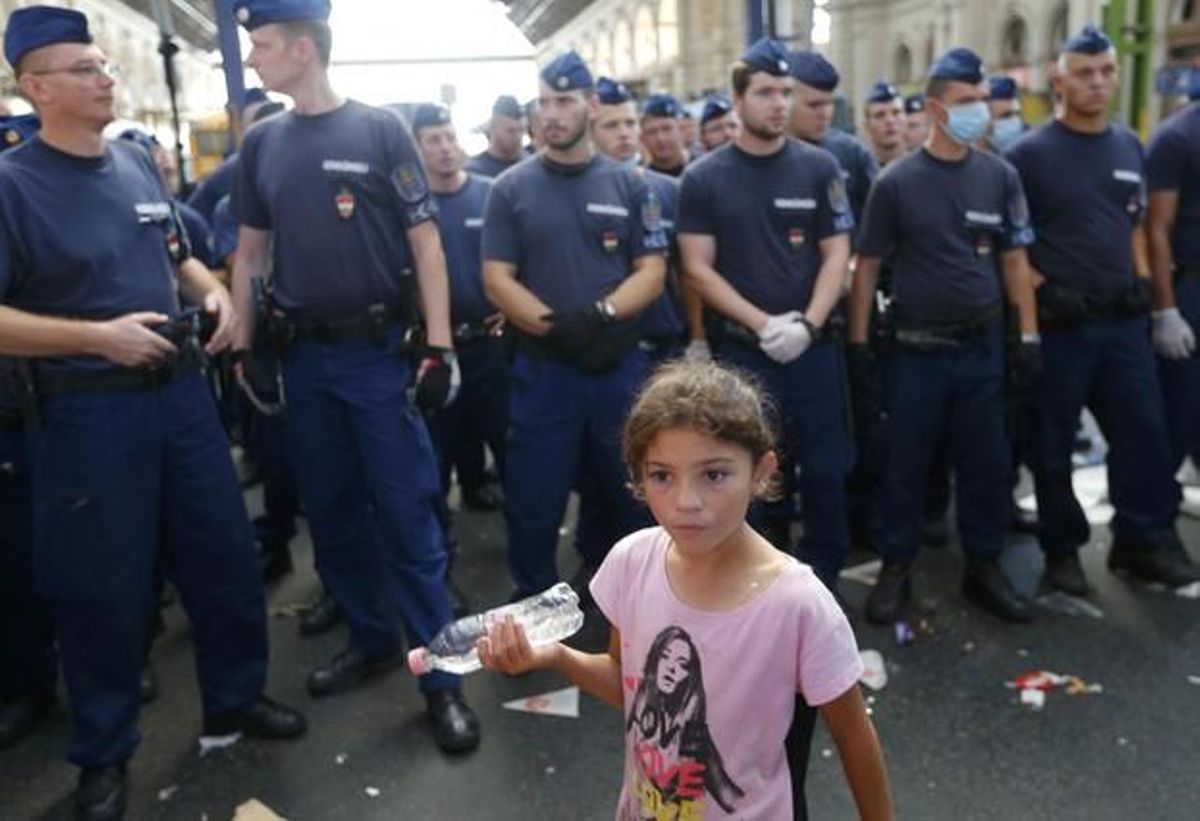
[
  {"left": 891, "top": 307, "right": 1001, "bottom": 353},
  {"left": 34, "top": 357, "right": 198, "bottom": 396},
  {"left": 452, "top": 317, "right": 498, "bottom": 344},
  {"left": 274, "top": 301, "right": 409, "bottom": 347}
]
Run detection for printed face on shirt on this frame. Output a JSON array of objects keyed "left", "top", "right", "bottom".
[
  {"left": 416, "top": 122, "right": 464, "bottom": 179},
  {"left": 789, "top": 82, "right": 836, "bottom": 142},
  {"left": 655, "top": 638, "right": 693, "bottom": 695},
  {"left": 591, "top": 101, "right": 640, "bottom": 162},
  {"left": 640, "top": 428, "right": 776, "bottom": 557},
  {"left": 736, "top": 72, "right": 793, "bottom": 142},
  {"left": 18, "top": 43, "right": 116, "bottom": 128},
  {"left": 1054, "top": 50, "right": 1118, "bottom": 118},
  {"left": 538, "top": 83, "right": 590, "bottom": 151}
]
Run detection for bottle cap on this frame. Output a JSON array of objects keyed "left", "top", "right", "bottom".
[{"left": 407, "top": 648, "right": 428, "bottom": 676}]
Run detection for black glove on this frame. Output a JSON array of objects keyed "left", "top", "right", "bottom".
[
  {"left": 542, "top": 307, "right": 604, "bottom": 359},
  {"left": 1013, "top": 337, "right": 1044, "bottom": 392},
  {"left": 413, "top": 347, "right": 460, "bottom": 412}
]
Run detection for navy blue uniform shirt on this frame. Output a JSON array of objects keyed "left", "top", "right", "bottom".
[
  {"left": 482, "top": 153, "right": 666, "bottom": 312},
  {"left": 1006, "top": 120, "right": 1144, "bottom": 297},
  {"left": 234, "top": 100, "right": 435, "bottom": 317},
  {"left": 176, "top": 199, "right": 215, "bottom": 269},
  {"left": 1146, "top": 104, "right": 1200, "bottom": 272},
  {"left": 636, "top": 167, "right": 684, "bottom": 339},
  {"left": 434, "top": 173, "right": 492, "bottom": 324},
  {"left": 187, "top": 154, "right": 238, "bottom": 223},
  {"left": 0, "top": 138, "right": 185, "bottom": 371},
  {"left": 467, "top": 151, "right": 519, "bottom": 179},
  {"left": 677, "top": 139, "right": 853, "bottom": 315},
  {"left": 857, "top": 148, "right": 1033, "bottom": 326},
  {"left": 819, "top": 129, "right": 878, "bottom": 243},
  {"left": 212, "top": 194, "right": 238, "bottom": 264}
]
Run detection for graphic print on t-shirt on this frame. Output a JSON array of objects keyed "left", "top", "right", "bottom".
[{"left": 623, "top": 626, "right": 744, "bottom": 819}]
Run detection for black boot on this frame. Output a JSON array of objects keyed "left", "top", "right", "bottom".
[
  {"left": 461, "top": 483, "right": 504, "bottom": 511},
  {"left": 299, "top": 591, "right": 342, "bottom": 637},
  {"left": 426, "top": 690, "right": 480, "bottom": 754},
  {"left": 75, "top": 764, "right": 126, "bottom": 821},
  {"left": 1109, "top": 533, "right": 1200, "bottom": 588},
  {"left": 202, "top": 696, "right": 307, "bottom": 740},
  {"left": 259, "top": 540, "right": 294, "bottom": 583},
  {"left": 307, "top": 648, "right": 404, "bottom": 697},
  {"left": 963, "top": 556, "right": 1033, "bottom": 623},
  {"left": 1041, "top": 551, "right": 1089, "bottom": 596},
  {"left": 865, "top": 561, "right": 912, "bottom": 624},
  {"left": 0, "top": 689, "right": 54, "bottom": 750}
]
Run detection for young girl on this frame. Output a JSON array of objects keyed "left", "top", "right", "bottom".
[{"left": 478, "top": 360, "right": 892, "bottom": 820}]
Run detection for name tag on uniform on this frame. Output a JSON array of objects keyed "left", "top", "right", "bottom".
[
  {"left": 135, "top": 202, "right": 171, "bottom": 223},
  {"left": 964, "top": 210, "right": 1002, "bottom": 226},
  {"left": 586, "top": 203, "right": 629, "bottom": 217},
  {"left": 464, "top": 217, "right": 484, "bottom": 229},
  {"left": 774, "top": 198, "right": 816, "bottom": 210},
  {"left": 322, "top": 159, "right": 370, "bottom": 174},
  {"left": 1112, "top": 169, "right": 1141, "bottom": 183}
]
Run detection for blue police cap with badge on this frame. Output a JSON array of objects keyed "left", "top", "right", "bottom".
[
  {"left": 0, "top": 114, "right": 40, "bottom": 152},
  {"left": 595, "top": 76, "right": 632, "bottom": 105},
  {"left": 117, "top": 128, "right": 160, "bottom": 156},
  {"left": 642, "top": 93, "right": 681, "bottom": 119},
  {"left": 540, "top": 50, "right": 594, "bottom": 92},
  {"left": 988, "top": 76, "right": 1018, "bottom": 101},
  {"left": 1063, "top": 24, "right": 1113, "bottom": 55},
  {"left": 740, "top": 37, "right": 791, "bottom": 77},
  {"left": 234, "top": 0, "right": 331, "bottom": 30},
  {"left": 411, "top": 103, "right": 451, "bottom": 134},
  {"left": 4, "top": 6, "right": 93, "bottom": 69},
  {"left": 700, "top": 95, "right": 732, "bottom": 126},
  {"left": 492, "top": 95, "right": 524, "bottom": 120},
  {"left": 789, "top": 50, "right": 839, "bottom": 91},
  {"left": 904, "top": 93, "right": 925, "bottom": 115},
  {"left": 866, "top": 80, "right": 901, "bottom": 105},
  {"left": 928, "top": 47, "right": 986, "bottom": 84}
]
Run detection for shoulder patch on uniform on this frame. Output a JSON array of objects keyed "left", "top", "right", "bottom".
[
  {"left": 641, "top": 195, "right": 663, "bottom": 233},
  {"left": 827, "top": 176, "right": 850, "bottom": 215},
  {"left": 392, "top": 162, "right": 429, "bottom": 203}
]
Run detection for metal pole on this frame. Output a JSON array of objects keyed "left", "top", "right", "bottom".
[
  {"left": 150, "top": 0, "right": 188, "bottom": 191},
  {"left": 213, "top": 0, "right": 246, "bottom": 147},
  {"left": 746, "top": 0, "right": 765, "bottom": 44}
]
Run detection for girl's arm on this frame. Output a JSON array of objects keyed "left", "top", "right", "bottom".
[
  {"left": 820, "top": 685, "right": 893, "bottom": 821},
  {"left": 478, "top": 617, "right": 625, "bottom": 709}
]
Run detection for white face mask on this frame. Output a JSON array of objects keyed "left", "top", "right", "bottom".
[
  {"left": 942, "top": 100, "right": 991, "bottom": 145},
  {"left": 990, "top": 116, "right": 1024, "bottom": 150}
]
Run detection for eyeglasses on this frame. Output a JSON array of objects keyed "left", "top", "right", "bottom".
[{"left": 30, "top": 62, "right": 120, "bottom": 80}]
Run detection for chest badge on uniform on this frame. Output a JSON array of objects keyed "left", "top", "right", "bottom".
[
  {"left": 602, "top": 230, "right": 619, "bottom": 254},
  {"left": 975, "top": 236, "right": 993, "bottom": 257},
  {"left": 335, "top": 186, "right": 355, "bottom": 220},
  {"left": 165, "top": 227, "right": 181, "bottom": 259},
  {"left": 788, "top": 227, "right": 806, "bottom": 249}
]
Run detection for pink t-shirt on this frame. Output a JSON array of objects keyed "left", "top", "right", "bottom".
[{"left": 590, "top": 526, "right": 864, "bottom": 821}]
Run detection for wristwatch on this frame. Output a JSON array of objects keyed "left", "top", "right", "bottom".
[{"left": 596, "top": 297, "right": 618, "bottom": 323}]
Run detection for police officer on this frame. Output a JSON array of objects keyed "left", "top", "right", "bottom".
[
  {"left": 481, "top": 51, "right": 666, "bottom": 598},
  {"left": 903, "top": 93, "right": 930, "bottom": 151},
  {"left": 1146, "top": 58, "right": 1200, "bottom": 474},
  {"left": 229, "top": 0, "right": 479, "bottom": 753},
  {"left": 640, "top": 92, "right": 690, "bottom": 176},
  {"left": 851, "top": 47, "right": 1040, "bottom": 624},
  {"left": 0, "top": 113, "right": 56, "bottom": 754},
  {"left": 864, "top": 80, "right": 908, "bottom": 167},
  {"left": 187, "top": 88, "right": 272, "bottom": 223},
  {"left": 698, "top": 94, "right": 738, "bottom": 152},
  {"left": 1006, "top": 26, "right": 1200, "bottom": 594},
  {"left": 678, "top": 37, "right": 854, "bottom": 585},
  {"left": 986, "top": 75, "right": 1027, "bottom": 153},
  {"left": 0, "top": 8, "right": 306, "bottom": 817},
  {"left": 787, "top": 50, "right": 878, "bottom": 228},
  {"left": 466, "top": 94, "right": 526, "bottom": 178},
  {"left": 411, "top": 103, "right": 508, "bottom": 512}
]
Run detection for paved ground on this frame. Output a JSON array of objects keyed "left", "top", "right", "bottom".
[{"left": 2, "top": 481, "right": 1200, "bottom": 820}]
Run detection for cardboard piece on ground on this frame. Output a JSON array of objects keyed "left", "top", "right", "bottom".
[
  {"left": 503, "top": 686, "right": 580, "bottom": 718},
  {"left": 232, "top": 799, "right": 285, "bottom": 821}
]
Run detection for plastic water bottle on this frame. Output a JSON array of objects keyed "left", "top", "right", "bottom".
[{"left": 407, "top": 582, "right": 585, "bottom": 676}]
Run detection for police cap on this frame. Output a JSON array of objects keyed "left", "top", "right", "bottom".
[
  {"left": 928, "top": 47, "right": 985, "bottom": 84},
  {"left": 866, "top": 80, "right": 901, "bottom": 105},
  {"left": 492, "top": 94, "right": 524, "bottom": 119},
  {"left": 411, "top": 103, "right": 452, "bottom": 135},
  {"left": 4, "top": 6, "right": 92, "bottom": 69},
  {"left": 234, "top": 0, "right": 331, "bottom": 31},
  {"left": 903, "top": 93, "right": 925, "bottom": 114},
  {"left": 789, "top": 50, "right": 839, "bottom": 91},
  {"left": 988, "top": 76, "right": 1018, "bottom": 101},
  {"left": 699, "top": 95, "right": 733, "bottom": 126},
  {"left": 1063, "top": 24, "right": 1113, "bottom": 55},
  {"left": 642, "top": 93, "right": 682, "bottom": 119},
  {"left": 595, "top": 76, "right": 633, "bottom": 105},
  {"left": 740, "top": 37, "right": 791, "bottom": 77},
  {"left": 540, "top": 50, "right": 594, "bottom": 92}
]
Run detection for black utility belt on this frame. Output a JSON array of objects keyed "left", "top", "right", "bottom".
[
  {"left": 35, "top": 359, "right": 197, "bottom": 397},
  {"left": 271, "top": 301, "right": 409, "bottom": 347},
  {"left": 890, "top": 308, "right": 1001, "bottom": 352},
  {"left": 453, "top": 318, "right": 499, "bottom": 344},
  {"left": 1037, "top": 280, "right": 1150, "bottom": 330}
]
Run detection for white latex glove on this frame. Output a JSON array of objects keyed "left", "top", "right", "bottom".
[
  {"left": 684, "top": 339, "right": 712, "bottom": 361},
  {"left": 759, "top": 314, "right": 813, "bottom": 364},
  {"left": 1152, "top": 308, "right": 1196, "bottom": 360},
  {"left": 757, "top": 312, "right": 801, "bottom": 347}
]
